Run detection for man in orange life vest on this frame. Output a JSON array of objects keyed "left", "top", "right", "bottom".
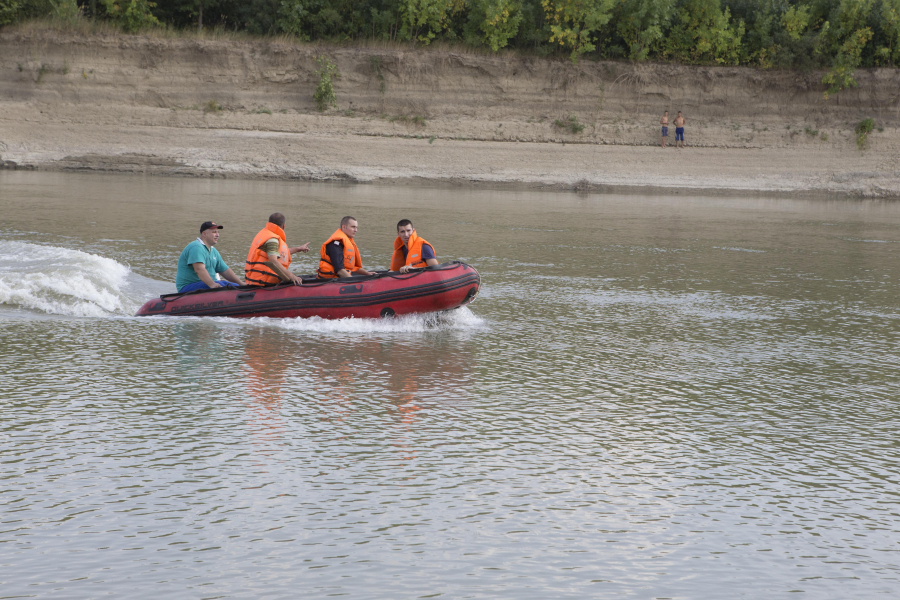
[
  {"left": 318, "top": 216, "right": 376, "bottom": 278},
  {"left": 391, "top": 219, "right": 438, "bottom": 273},
  {"left": 244, "top": 212, "right": 310, "bottom": 286}
]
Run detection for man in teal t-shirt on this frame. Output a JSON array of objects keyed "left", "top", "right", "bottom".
[{"left": 175, "top": 221, "right": 244, "bottom": 292}]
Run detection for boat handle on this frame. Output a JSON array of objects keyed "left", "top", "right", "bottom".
[{"left": 236, "top": 292, "right": 257, "bottom": 301}]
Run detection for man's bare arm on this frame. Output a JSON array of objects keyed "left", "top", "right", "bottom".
[
  {"left": 219, "top": 268, "right": 243, "bottom": 285},
  {"left": 191, "top": 262, "right": 220, "bottom": 288}
]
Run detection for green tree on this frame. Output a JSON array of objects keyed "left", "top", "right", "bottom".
[
  {"left": 0, "top": 0, "right": 22, "bottom": 26},
  {"left": 782, "top": 4, "right": 811, "bottom": 40},
  {"left": 819, "top": 0, "right": 875, "bottom": 97},
  {"left": 471, "top": 0, "right": 523, "bottom": 50},
  {"left": 400, "top": 0, "right": 457, "bottom": 44},
  {"left": 878, "top": 0, "right": 900, "bottom": 64},
  {"left": 665, "top": 0, "right": 745, "bottom": 64},
  {"left": 613, "top": 0, "right": 675, "bottom": 61},
  {"left": 541, "top": 0, "right": 616, "bottom": 61},
  {"left": 101, "top": 0, "right": 160, "bottom": 31},
  {"left": 277, "top": 0, "right": 311, "bottom": 38}
]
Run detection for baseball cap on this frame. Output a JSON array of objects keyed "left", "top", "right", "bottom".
[{"left": 200, "top": 221, "right": 224, "bottom": 233}]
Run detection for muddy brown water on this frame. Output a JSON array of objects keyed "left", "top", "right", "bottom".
[{"left": 2, "top": 171, "right": 899, "bottom": 598}]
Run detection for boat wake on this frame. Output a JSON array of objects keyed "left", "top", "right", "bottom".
[
  {"left": 0, "top": 241, "right": 168, "bottom": 317},
  {"left": 234, "top": 305, "right": 485, "bottom": 334}
]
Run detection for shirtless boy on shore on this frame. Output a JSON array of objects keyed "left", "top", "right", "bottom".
[
  {"left": 660, "top": 111, "right": 669, "bottom": 148},
  {"left": 674, "top": 111, "right": 686, "bottom": 149}
]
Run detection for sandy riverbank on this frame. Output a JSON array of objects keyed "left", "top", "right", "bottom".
[{"left": 2, "top": 29, "right": 899, "bottom": 197}]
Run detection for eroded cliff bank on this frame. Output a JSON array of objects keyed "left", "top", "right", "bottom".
[{"left": 2, "top": 30, "right": 899, "bottom": 196}]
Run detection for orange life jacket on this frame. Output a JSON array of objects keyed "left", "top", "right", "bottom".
[
  {"left": 390, "top": 232, "right": 436, "bottom": 271},
  {"left": 244, "top": 223, "right": 291, "bottom": 286},
  {"left": 318, "top": 228, "right": 363, "bottom": 278}
]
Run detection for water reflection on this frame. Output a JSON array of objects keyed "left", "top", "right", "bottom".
[{"left": 242, "top": 328, "right": 290, "bottom": 447}]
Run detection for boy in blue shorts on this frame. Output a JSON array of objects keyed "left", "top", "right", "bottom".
[{"left": 674, "top": 111, "right": 686, "bottom": 148}]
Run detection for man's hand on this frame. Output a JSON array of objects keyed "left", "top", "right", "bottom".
[
  {"left": 290, "top": 243, "right": 310, "bottom": 254},
  {"left": 266, "top": 256, "right": 302, "bottom": 286},
  {"left": 399, "top": 265, "right": 412, "bottom": 274}
]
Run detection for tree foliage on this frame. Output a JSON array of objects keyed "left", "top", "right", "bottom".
[
  {"left": 613, "top": 0, "right": 675, "bottom": 61},
  {"left": 100, "top": 0, "right": 160, "bottom": 31},
  {"left": 400, "top": 0, "right": 459, "bottom": 44},
  {"left": 881, "top": 0, "right": 900, "bottom": 64},
  {"left": 473, "top": 0, "right": 523, "bottom": 50},
  {"left": 0, "top": 0, "right": 22, "bottom": 26},
  {"left": 663, "top": 0, "right": 744, "bottom": 65},
  {"left": 818, "top": 0, "right": 876, "bottom": 96},
  {"left": 541, "top": 0, "right": 615, "bottom": 61}
]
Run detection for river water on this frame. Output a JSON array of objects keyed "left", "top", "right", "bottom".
[{"left": 1, "top": 171, "right": 899, "bottom": 598}]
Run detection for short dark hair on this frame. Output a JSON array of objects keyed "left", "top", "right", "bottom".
[
  {"left": 397, "top": 219, "right": 413, "bottom": 231},
  {"left": 340, "top": 216, "right": 357, "bottom": 227},
  {"left": 269, "top": 212, "right": 286, "bottom": 228}
]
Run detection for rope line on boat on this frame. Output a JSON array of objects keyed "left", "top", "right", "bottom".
[{"left": 159, "top": 261, "right": 467, "bottom": 301}]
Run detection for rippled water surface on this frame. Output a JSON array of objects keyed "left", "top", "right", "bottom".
[{"left": 2, "top": 171, "right": 900, "bottom": 598}]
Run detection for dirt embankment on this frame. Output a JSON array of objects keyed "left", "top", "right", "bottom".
[{"left": 1, "top": 30, "right": 899, "bottom": 196}]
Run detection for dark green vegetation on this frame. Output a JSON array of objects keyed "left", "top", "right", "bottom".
[
  {"left": 554, "top": 114, "right": 585, "bottom": 134},
  {"left": 855, "top": 116, "right": 874, "bottom": 147},
  {"left": 313, "top": 55, "right": 338, "bottom": 111},
  {"left": 3, "top": 0, "right": 899, "bottom": 97}
]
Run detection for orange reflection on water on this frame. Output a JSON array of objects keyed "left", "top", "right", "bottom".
[{"left": 241, "top": 329, "right": 288, "bottom": 449}]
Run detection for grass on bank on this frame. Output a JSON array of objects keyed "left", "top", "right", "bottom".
[
  {"left": 387, "top": 115, "right": 426, "bottom": 127},
  {"left": 553, "top": 115, "right": 585, "bottom": 135}
]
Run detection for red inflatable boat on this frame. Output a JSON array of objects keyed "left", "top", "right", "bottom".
[{"left": 135, "top": 261, "right": 480, "bottom": 319}]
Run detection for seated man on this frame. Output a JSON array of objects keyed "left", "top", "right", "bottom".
[
  {"left": 175, "top": 221, "right": 243, "bottom": 293},
  {"left": 244, "top": 212, "right": 310, "bottom": 286},
  {"left": 391, "top": 219, "right": 438, "bottom": 273},
  {"left": 318, "top": 216, "right": 375, "bottom": 278}
]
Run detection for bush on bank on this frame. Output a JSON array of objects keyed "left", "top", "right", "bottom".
[{"left": 3, "top": 0, "right": 899, "bottom": 96}]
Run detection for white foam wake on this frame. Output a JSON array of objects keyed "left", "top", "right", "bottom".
[
  {"left": 0, "top": 241, "right": 140, "bottom": 317},
  {"left": 232, "top": 305, "right": 485, "bottom": 334}
]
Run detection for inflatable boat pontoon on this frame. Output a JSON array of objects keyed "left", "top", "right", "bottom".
[{"left": 135, "top": 262, "right": 480, "bottom": 319}]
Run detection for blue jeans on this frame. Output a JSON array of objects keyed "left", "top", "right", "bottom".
[
  {"left": 675, "top": 128, "right": 684, "bottom": 141},
  {"left": 179, "top": 280, "right": 240, "bottom": 293}
]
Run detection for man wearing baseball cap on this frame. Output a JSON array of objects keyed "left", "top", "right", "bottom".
[{"left": 175, "top": 221, "right": 244, "bottom": 293}]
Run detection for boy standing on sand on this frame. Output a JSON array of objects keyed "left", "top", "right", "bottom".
[
  {"left": 674, "top": 111, "right": 686, "bottom": 148},
  {"left": 660, "top": 111, "right": 669, "bottom": 148}
]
